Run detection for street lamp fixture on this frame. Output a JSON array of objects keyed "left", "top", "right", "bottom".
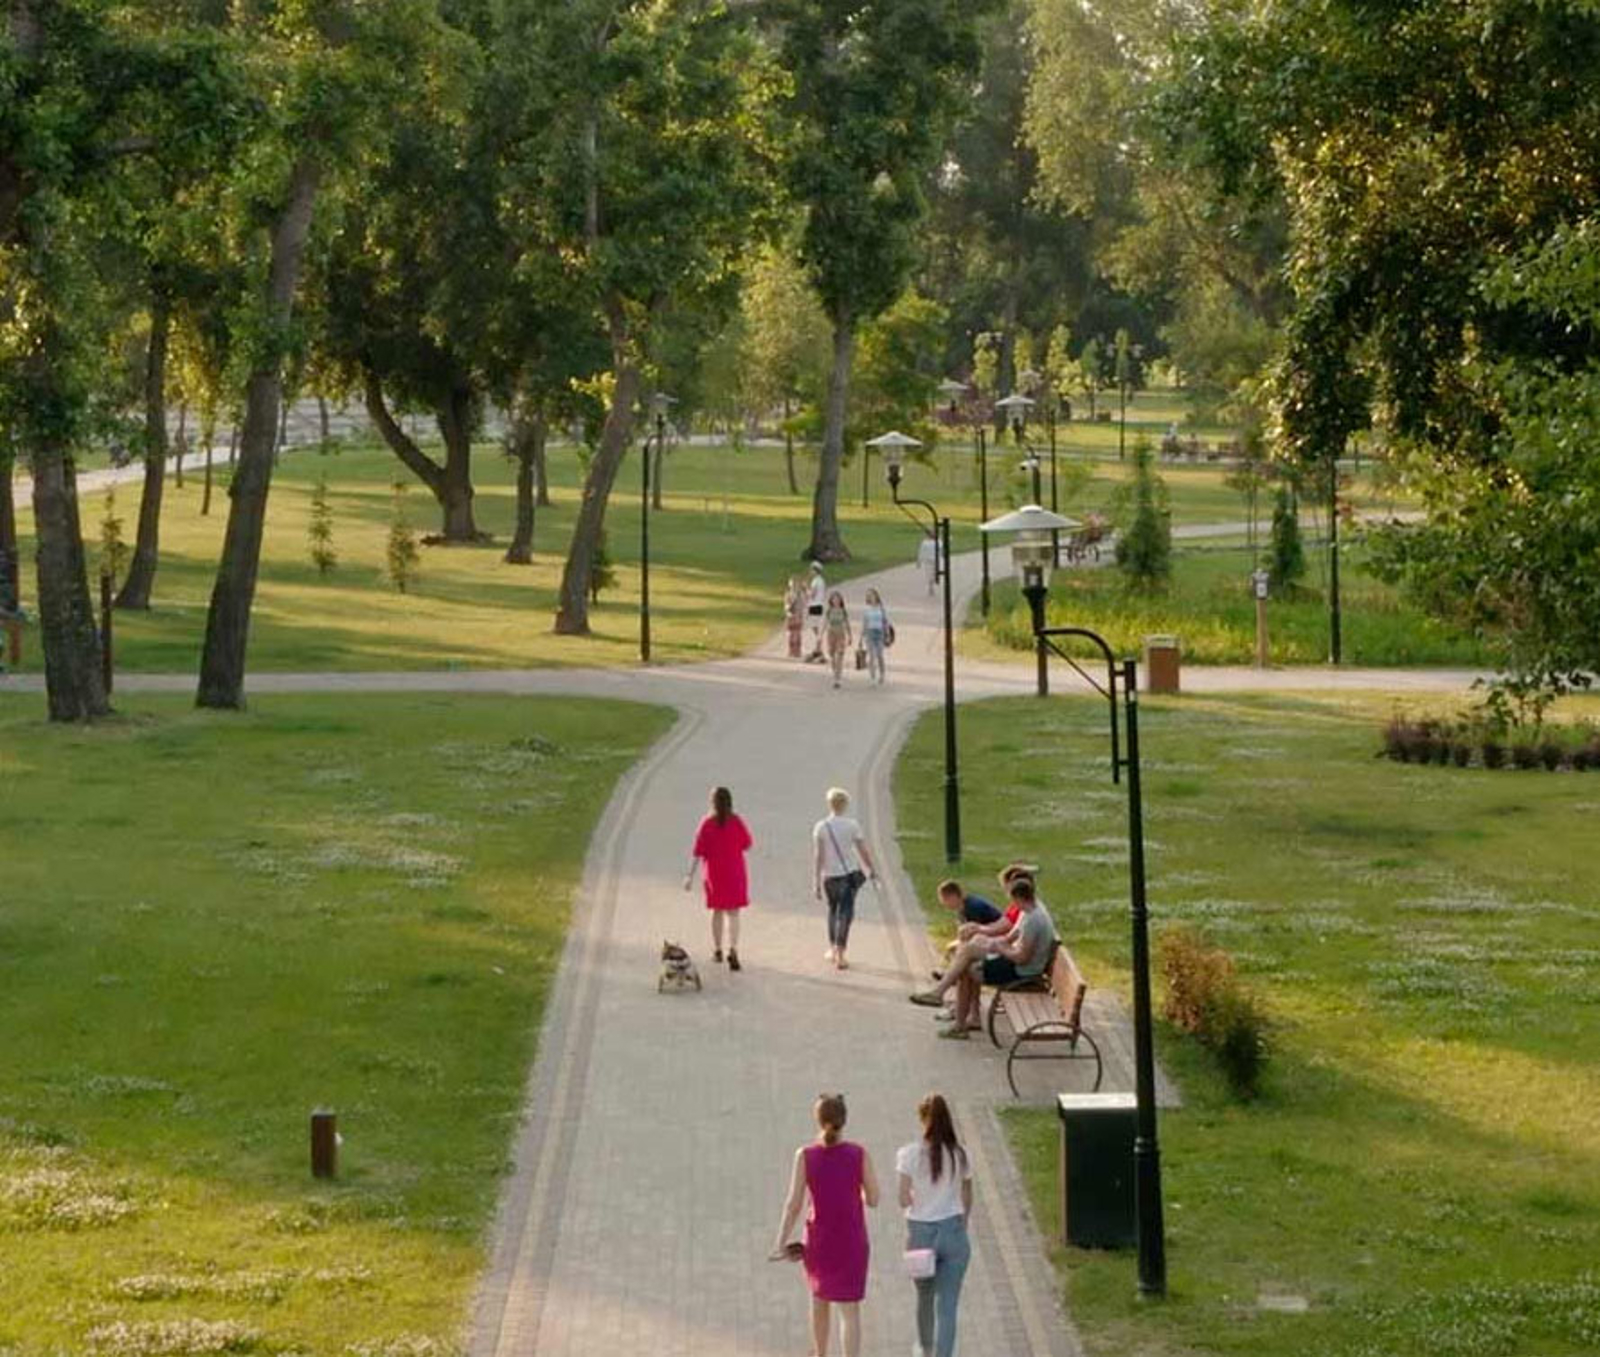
[
  {"left": 640, "top": 391, "right": 675, "bottom": 664},
  {"left": 979, "top": 506, "right": 1168, "bottom": 1300},
  {"left": 872, "top": 430, "right": 961, "bottom": 865},
  {"left": 995, "top": 391, "right": 1035, "bottom": 446}
]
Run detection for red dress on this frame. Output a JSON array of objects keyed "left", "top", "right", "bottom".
[
  {"left": 803, "top": 1141, "right": 870, "bottom": 1302},
  {"left": 692, "top": 812, "right": 752, "bottom": 911}
]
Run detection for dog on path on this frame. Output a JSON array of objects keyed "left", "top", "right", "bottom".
[{"left": 658, "top": 940, "right": 702, "bottom": 993}]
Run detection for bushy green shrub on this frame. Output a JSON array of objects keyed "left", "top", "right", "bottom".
[{"left": 1158, "top": 924, "right": 1268, "bottom": 1098}]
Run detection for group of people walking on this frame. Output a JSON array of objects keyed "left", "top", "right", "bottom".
[
  {"left": 680, "top": 784, "right": 990, "bottom": 1355},
  {"left": 771, "top": 1092, "right": 974, "bottom": 1357},
  {"left": 785, "top": 563, "right": 894, "bottom": 688}
]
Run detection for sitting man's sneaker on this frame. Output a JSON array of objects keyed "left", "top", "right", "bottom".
[{"left": 909, "top": 990, "right": 944, "bottom": 1007}]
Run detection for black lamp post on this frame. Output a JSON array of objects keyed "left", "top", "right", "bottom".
[
  {"left": 641, "top": 392, "right": 674, "bottom": 664},
  {"left": 874, "top": 429, "right": 961, "bottom": 865},
  {"left": 939, "top": 377, "right": 988, "bottom": 617},
  {"left": 981, "top": 504, "right": 1167, "bottom": 1299}
]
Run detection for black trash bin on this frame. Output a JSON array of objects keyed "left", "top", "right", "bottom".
[{"left": 1056, "top": 1092, "right": 1137, "bottom": 1248}]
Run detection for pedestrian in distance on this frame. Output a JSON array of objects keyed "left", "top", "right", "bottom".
[
  {"left": 785, "top": 576, "right": 808, "bottom": 659},
  {"left": 860, "top": 587, "right": 891, "bottom": 686},
  {"left": 813, "top": 787, "right": 878, "bottom": 970},
  {"left": 807, "top": 560, "right": 828, "bottom": 661},
  {"left": 770, "top": 1093, "right": 880, "bottom": 1357},
  {"left": 684, "top": 785, "right": 753, "bottom": 970},
  {"left": 823, "top": 590, "right": 852, "bottom": 689},
  {"left": 897, "top": 1093, "right": 973, "bottom": 1357}
]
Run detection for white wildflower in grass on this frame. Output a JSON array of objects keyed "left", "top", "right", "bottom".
[
  {"left": 343, "top": 1336, "right": 457, "bottom": 1357},
  {"left": 86, "top": 1318, "right": 261, "bottom": 1354},
  {"left": 1, "top": 1148, "right": 140, "bottom": 1231}
]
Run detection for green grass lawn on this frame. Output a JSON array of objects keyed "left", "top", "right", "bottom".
[
  {"left": 4, "top": 390, "right": 1407, "bottom": 675},
  {"left": 895, "top": 692, "right": 1600, "bottom": 1357},
  {"left": 970, "top": 545, "right": 1489, "bottom": 668},
  {"left": 0, "top": 692, "right": 672, "bottom": 1354}
]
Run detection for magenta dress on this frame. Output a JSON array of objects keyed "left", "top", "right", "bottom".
[
  {"left": 692, "top": 813, "right": 753, "bottom": 911},
  {"left": 802, "top": 1141, "right": 870, "bottom": 1302}
]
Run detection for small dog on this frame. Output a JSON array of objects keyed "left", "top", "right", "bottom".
[{"left": 658, "top": 939, "right": 702, "bottom": 993}]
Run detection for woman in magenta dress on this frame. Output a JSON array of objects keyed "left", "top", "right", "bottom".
[
  {"left": 684, "top": 785, "right": 753, "bottom": 970},
  {"left": 770, "top": 1093, "right": 880, "bottom": 1357}
]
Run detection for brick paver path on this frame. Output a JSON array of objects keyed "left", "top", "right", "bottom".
[{"left": 0, "top": 544, "right": 1487, "bottom": 1357}]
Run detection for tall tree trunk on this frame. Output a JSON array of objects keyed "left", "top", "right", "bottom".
[
  {"left": 199, "top": 408, "right": 215, "bottom": 516},
  {"left": 276, "top": 389, "right": 289, "bottom": 455},
  {"left": 533, "top": 426, "right": 551, "bottom": 506},
  {"left": 555, "top": 314, "right": 641, "bottom": 634},
  {"left": 317, "top": 393, "right": 330, "bottom": 446},
  {"left": 364, "top": 370, "right": 481, "bottom": 541},
  {"left": 435, "top": 381, "right": 481, "bottom": 540},
  {"left": 804, "top": 306, "right": 854, "bottom": 562},
  {"left": 116, "top": 288, "right": 170, "bottom": 609},
  {"left": 28, "top": 444, "right": 110, "bottom": 719},
  {"left": 227, "top": 421, "right": 238, "bottom": 468},
  {"left": 783, "top": 395, "right": 799, "bottom": 495},
  {"left": 505, "top": 408, "right": 545, "bottom": 564},
  {"left": 994, "top": 294, "right": 1018, "bottom": 437},
  {"left": 173, "top": 402, "right": 187, "bottom": 487},
  {"left": 1, "top": 456, "right": 19, "bottom": 611},
  {"left": 196, "top": 157, "right": 320, "bottom": 710}
]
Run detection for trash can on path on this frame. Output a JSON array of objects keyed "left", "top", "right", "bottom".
[
  {"left": 1057, "top": 1092, "right": 1137, "bottom": 1248},
  {"left": 1144, "top": 634, "right": 1181, "bottom": 694}
]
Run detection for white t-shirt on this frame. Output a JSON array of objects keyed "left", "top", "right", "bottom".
[
  {"left": 814, "top": 814, "right": 863, "bottom": 878},
  {"left": 895, "top": 1140, "right": 970, "bottom": 1222},
  {"left": 808, "top": 574, "right": 826, "bottom": 608}
]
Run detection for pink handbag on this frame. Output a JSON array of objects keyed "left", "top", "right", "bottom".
[{"left": 902, "top": 1247, "right": 937, "bottom": 1280}]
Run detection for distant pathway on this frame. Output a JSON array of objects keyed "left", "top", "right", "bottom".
[{"left": 0, "top": 549, "right": 1485, "bottom": 1357}]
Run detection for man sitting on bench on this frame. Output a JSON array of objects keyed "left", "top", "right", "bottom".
[
  {"left": 929, "top": 878, "right": 1002, "bottom": 974},
  {"left": 912, "top": 878, "right": 1056, "bottom": 1039}
]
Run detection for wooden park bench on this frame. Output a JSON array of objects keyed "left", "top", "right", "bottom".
[{"left": 986, "top": 943, "right": 1104, "bottom": 1098}]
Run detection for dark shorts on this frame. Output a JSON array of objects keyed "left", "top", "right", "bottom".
[
  {"left": 808, "top": 604, "right": 823, "bottom": 617},
  {"left": 981, "top": 956, "right": 1037, "bottom": 986}
]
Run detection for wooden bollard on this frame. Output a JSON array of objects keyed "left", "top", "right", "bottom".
[{"left": 310, "top": 1109, "right": 338, "bottom": 1179}]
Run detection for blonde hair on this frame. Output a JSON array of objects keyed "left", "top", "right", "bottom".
[{"left": 826, "top": 787, "right": 850, "bottom": 811}]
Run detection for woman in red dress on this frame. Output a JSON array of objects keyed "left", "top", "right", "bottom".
[
  {"left": 685, "top": 785, "right": 754, "bottom": 970},
  {"left": 770, "top": 1093, "right": 880, "bottom": 1357}
]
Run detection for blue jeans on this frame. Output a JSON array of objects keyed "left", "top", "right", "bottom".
[
  {"left": 823, "top": 873, "right": 860, "bottom": 949},
  {"left": 863, "top": 627, "right": 886, "bottom": 681},
  {"left": 908, "top": 1214, "right": 970, "bottom": 1357}
]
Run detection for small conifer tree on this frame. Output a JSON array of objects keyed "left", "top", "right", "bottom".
[
  {"left": 386, "top": 482, "right": 420, "bottom": 593},
  {"left": 1114, "top": 437, "right": 1171, "bottom": 590},
  {"left": 99, "top": 489, "right": 129, "bottom": 587},
  {"left": 308, "top": 474, "right": 337, "bottom": 578},
  {"left": 1269, "top": 486, "right": 1306, "bottom": 591}
]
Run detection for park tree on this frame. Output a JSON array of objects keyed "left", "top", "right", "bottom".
[
  {"left": 736, "top": 245, "right": 830, "bottom": 495},
  {"left": 774, "top": 0, "right": 992, "bottom": 562},
  {"left": 1166, "top": 0, "right": 1600, "bottom": 678},
  {"left": 319, "top": 15, "right": 496, "bottom": 544},
  {"left": 1114, "top": 436, "right": 1170, "bottom": 590},
  {"left": 198, "top": 0, "right": 447, "bottom": 709},
  {"left": 1, "top": 2, "right": 237, "bottom": 719},
  {"left": 923, "top": 4, "right": 1092, "bottom": 415},
  {"left": 495, "top": 0, "right": 775, "bottom": 636}
]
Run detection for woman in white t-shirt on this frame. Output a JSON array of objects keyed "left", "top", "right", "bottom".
[
  {"left": 812, "top": 786, "right": 878, "bottom": 970},
  {"left": 895, "top": 1094, "right": 972, "bottom": 1357}
]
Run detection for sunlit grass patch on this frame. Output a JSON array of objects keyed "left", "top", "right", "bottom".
[
  {"left": 896, "top": 690, "right": 1600, "bottom": 1356},
  {"left": 0, "top": 692, "right": 670, "bottom": 1354}
]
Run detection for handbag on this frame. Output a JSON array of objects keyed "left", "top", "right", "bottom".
[
  {"left": 824, "top": 820, "right": 867, "bottom": 892},
  {"left": 902, "top": 1247, "right": 937, "bottom": 1280},
  {"left": 884, "top": 621, "right": 896, "bottom": 649},
  {"left": 854, "top": 645, "right": 867, "bottom": 670}
]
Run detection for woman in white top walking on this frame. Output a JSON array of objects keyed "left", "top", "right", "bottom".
[
  {"left": 895, "top": 1094, "right": 973, "bottom": 1357},
  {"left": 812, "top": 787, "right": 878, "bottom": 969},
  {"left": 860, "top": 588, "right": 890, "bottom": 686}
]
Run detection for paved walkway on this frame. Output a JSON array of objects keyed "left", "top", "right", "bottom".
[{"left": 0, "top": 547, "right": 1487, "bottom": 1357}]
